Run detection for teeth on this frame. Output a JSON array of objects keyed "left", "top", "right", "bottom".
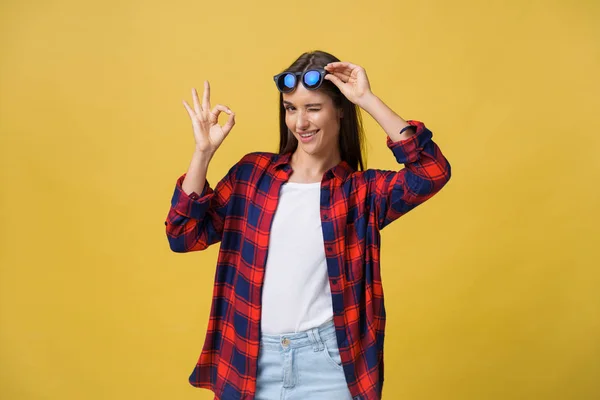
[{"left": 300, "top": 131, "right": 317, "bottom": 138}]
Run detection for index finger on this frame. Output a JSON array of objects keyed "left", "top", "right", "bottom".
[
  {"left": 326, "top": 61, "right": 359, "bottom": 72},
  {"left": 326, "top": 61, "right": 351, "bottom": 68},
  {"left": 202, "top": 80, "right": 211, "bottom": 111},
  {"left": 324, "top": 62, "right": 349, "bottom": 75}
]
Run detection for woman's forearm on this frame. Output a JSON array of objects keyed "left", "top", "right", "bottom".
[
  {"left": 360, "top": 93, "right": 416, "bottom": 142},
  {"left": 181, "top": 150, "right": 213, "bottom": 196}
]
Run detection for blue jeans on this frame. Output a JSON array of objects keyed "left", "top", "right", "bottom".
[{"left": 255, "top": 318, "right": 354, "bottom": 400}]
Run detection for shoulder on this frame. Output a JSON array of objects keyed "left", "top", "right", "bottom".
[
  {"left": 238, "top": 151, "right": 279, "bottom": 165},
  {"left": 346, "top": 168, "right": 397, "bottom": 190},
  {"left": 229, "top": 151, "right": 282, "bottom": 180}
]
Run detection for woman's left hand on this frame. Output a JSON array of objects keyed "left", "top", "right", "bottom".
[{"left": 324, "top": 62, "right": 374, "bottom": 108}]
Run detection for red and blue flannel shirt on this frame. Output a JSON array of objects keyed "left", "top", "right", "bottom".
[{"left": 165, "top": 120, "right": 451, "bottom": 400}]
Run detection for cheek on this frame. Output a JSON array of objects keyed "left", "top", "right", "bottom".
[
  {"left": 285, "top": 114, "right": 295, "bottom": 130},
  {"left": 321, "top": 115, "right": 340, "bottom": 137}
]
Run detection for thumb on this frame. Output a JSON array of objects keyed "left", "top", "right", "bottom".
[
  {"left": 222, "top": 112, "right": 236, "bottom": 136},
  {"left": 324, "top": 73, "right": 344, "bottom": 89}
]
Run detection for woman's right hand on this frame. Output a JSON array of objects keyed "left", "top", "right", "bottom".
[{"left": 182, "top": 81, "right": 235, "bottom": 156}]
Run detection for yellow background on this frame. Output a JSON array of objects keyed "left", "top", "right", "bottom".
[{"left": 1, "top": 0, "right": 599, "bottom": 399}]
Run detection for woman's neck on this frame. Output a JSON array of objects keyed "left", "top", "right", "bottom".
[{"left": 288, "top": 149, "right": 341, "bottom": 183}]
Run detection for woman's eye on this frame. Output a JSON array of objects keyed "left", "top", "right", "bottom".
[
  {"left": 285, "top": 106, "right": 295, "bottom": 111},
  {"left": 309, "top": 109, "right": 320, "bottom": 112}
]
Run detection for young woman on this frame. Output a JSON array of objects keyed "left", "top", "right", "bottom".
[{"left": 166, "top": 50, "right": 451, "bottom": 400}]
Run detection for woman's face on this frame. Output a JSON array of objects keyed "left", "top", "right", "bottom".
[{"left": 282, "top": 85, "right": 342, "bottom": 158}]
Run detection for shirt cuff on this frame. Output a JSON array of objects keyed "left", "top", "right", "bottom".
[
  {"left": 170, "top": 173, "right": 213, "bottom": 219},
  {"left": 386, "top": 120, "right": 433, "bottom": 164}
]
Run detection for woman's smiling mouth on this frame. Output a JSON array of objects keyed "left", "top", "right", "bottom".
[{"left": 298, "top": 129, "right": 319, "bottom": 142}]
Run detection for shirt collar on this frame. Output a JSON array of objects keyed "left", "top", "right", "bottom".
[{"left": 273, "top": 152, "right": 355, "bottom": 182}]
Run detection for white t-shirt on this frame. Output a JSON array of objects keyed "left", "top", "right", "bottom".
[{"left": 260, "top": 181, "right": 334, "bottom": 334}]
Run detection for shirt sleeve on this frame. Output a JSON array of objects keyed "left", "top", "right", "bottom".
[
  {"left": 165, "top": 162, "right": 238, "bottom": 252},
  {"left": 365, "top": 120, "right": 452, "bottom": 230}
]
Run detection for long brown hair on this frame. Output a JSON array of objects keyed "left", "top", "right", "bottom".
[{"left": 276, "top": 50, "right": 367, "bottom": 171}]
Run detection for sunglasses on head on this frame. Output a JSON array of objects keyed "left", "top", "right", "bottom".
[{"left": 273, "top": 69, "right": 327, "bottom": 93}]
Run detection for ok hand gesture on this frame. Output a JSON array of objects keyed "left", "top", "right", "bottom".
[{"left": 182, "top": 81, "right": 235, "bottom": 156}]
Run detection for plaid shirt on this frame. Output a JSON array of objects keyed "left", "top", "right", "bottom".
[{"left": 165, "top": 120, "right": 451, "bottom": 400}]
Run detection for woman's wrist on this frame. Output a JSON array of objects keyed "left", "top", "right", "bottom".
[
  {"left": 358, "top": 92, "right": 379, "bottom": 114},
  {"left": 193, "top": 148, "right": 214, "bottom": 160}
]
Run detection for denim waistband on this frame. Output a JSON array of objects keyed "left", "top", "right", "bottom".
[{"left": 260, "top": 318, "right": 337, "bottom": 350}]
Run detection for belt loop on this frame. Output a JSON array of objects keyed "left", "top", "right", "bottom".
[{"left": 307, "top": 326, "right": 324, "bottom": 351}]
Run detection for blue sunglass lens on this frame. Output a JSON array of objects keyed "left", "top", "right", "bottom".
[
  {"left": 304, "top": 71, "right": 321, "bottom": 87},
  {"left": 283, "top": 74, "right": 296, "bottom": 89}
]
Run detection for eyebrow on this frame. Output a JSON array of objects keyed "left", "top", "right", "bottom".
[{"left": 283, "top": 101, "right": 323, "bottom": 107}]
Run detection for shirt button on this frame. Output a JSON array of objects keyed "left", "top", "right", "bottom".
[
  {"left": 327, "top": 247, "right": 332, "bottom": 251},
  {"left": 281, "top": 338, "right": 290, "bottom": 347},
  {"left": 332, "top": 279, "right": 337, "bottom": 284},
  {"left": 323, "top": 214, "right": 328, "bottom": 219}
]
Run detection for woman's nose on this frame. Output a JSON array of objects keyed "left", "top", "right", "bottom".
[{"left": 296, "top": 112, "right": 310, "bottom": 130}]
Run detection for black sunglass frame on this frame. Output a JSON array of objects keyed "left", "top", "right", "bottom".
[{"left": 273, "top": 69, "right": 327, "bottom": 93}]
